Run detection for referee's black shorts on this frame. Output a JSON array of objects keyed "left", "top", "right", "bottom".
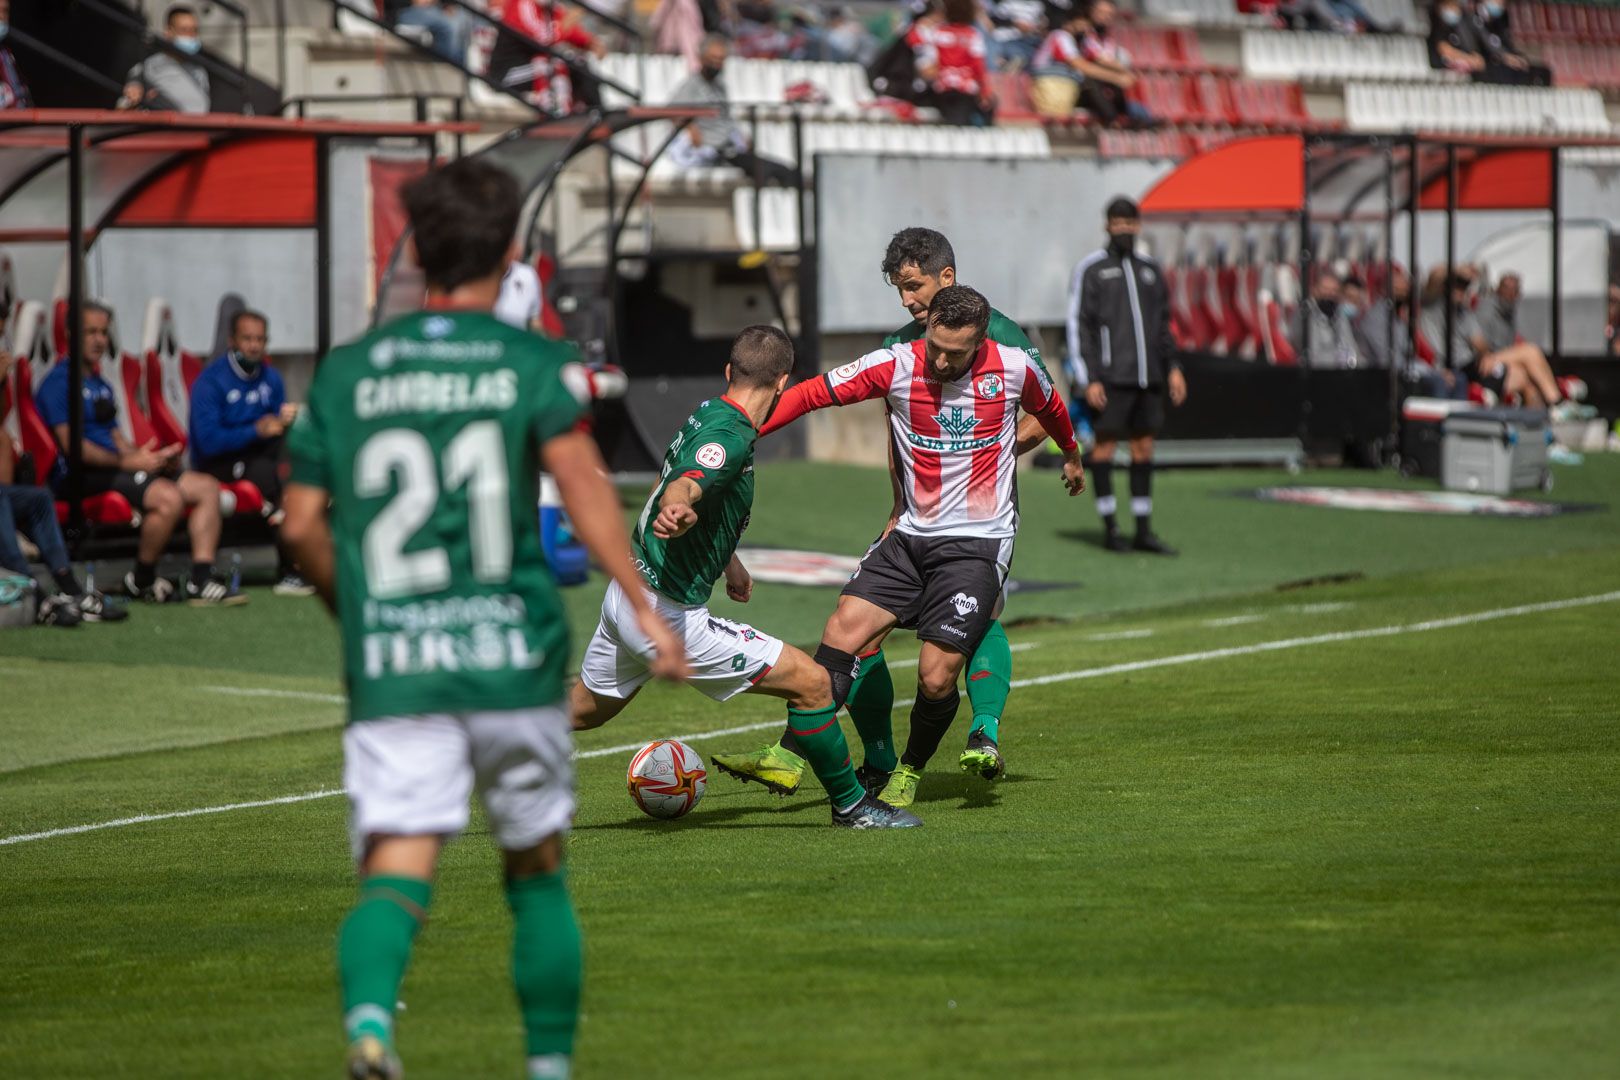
[
  {"left": 841, "top": 530, "right": 1012, "bottom": 655},
  {"left": 1094, "top": 384, "right": 1166, "bottom": 439}
]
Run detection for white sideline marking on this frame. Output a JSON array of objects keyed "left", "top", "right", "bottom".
[
  {"left": 1203, "top": 614, "right": 1265, "bottom": 628},
  {"left": 1087, "top": 629, "right": 1155, "bottom": 641},
  {"left": 204, "top": 686, "right": 346, "bottom": 704},
  {"left": 5, "top": 589, "right": 1617, "bottom": 848}
]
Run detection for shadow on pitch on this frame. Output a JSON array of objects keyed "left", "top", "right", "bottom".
[
  {"left": 912, "top": 770, "right": 1049, "bottom": 809},
  {"left": 576, "top": 791, "right": 828, "bottom": 831},
  {"left": 1057, "top": 528, "right": 1119, "bottom": 551}
]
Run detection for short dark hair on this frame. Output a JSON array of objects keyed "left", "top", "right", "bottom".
[
  {"left": 230, "top": 309, "right": 268, "bottom": 337},
  {"left": 1105, "top": 196, "right": 1139, "bottom": 221},
  {"left": 882, "top": 227, "right": 956, "bottom": 283},
  {"left": 927, "top": 284, "right": 990, "bottom": 336},
  {"left": 728, "top": 325, "right": 795, "bottom": 388},
  {"left": 402, "top": 159, "right": 521, "bottom": 292},
  {"left": 166, "top": 4, "right": 196, "bottom": 26}
]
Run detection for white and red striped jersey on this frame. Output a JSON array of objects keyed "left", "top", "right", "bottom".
[{"left": 760, "top": 339, "right": 1077, "bottom": 539}]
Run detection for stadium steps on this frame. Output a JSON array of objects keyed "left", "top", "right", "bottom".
[{"left": 1241, "top": 30, "right": 1445, "bottom": 83}]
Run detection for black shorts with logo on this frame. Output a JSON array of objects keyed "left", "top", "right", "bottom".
[
  {"left": 196, "top": 438, "right": 284, "bottom": 505},
  {"left": 841, "top": 530, "right": 1012, "bottom": 655},
  {"left": 78, "top": 467, "right": 157, "bottom": 507},
  {"left": 1095, "top": 385, "right": 1166, "bottom": 438}
]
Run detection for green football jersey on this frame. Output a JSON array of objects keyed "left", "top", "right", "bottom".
[
  {"left": 883, "top": 305, "right": 1050, "bottom": 376},
  {"left": 286, "top": 309, "right": 586, "bottom": 724},
  {"left": 633, "top": 396, "right": 757, "bottom": 606}
]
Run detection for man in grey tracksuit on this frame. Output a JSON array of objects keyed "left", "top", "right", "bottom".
[{"left": 1065, "top": 196, "right": 1186, "bottom": 555}]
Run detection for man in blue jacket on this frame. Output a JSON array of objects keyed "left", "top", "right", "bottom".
[{"left": 189, "top": 309, "right": 309, "bottom": 595}]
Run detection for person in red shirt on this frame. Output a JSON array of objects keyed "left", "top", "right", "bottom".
[
  {"left": 907, "top": 0, "right": 994, "bottom": 125},
  {"left": 489, "top": 0, "right": 608, "bottom": 113}
]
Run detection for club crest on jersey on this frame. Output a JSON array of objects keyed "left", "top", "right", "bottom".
[
  {"left": 977, "top": 373, "right": 1004, "bottom": 399},
  {"left": 949, "top": 592, "right": 979, "bottom": 618},
  {"left": 695, "top": 442, "right": 727, "bottom": 469}
]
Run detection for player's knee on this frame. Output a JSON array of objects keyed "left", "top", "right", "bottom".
[
  {"left": 188, "top": 473, "right": 221, "bottom": 507},
  {"left": 504, "top": 834, "right": 564, "bottom": 878},
  {"left": 145, "top": 480, "right": 182, "bottom": 518},
  {"left": 916, "top": 655, "right": 963, "bottom": 700}
]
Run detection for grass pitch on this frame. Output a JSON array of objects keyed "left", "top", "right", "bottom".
[{"left": 2, "top": 460, "right": 1618, "bottom": 1078}]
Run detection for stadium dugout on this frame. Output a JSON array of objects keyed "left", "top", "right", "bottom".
[
  {"left": 1133, "top": 130, "right": 1620, "bottom": 462},
  {"left": 0, "top": 105, "right": 720, "bottom": 551}
]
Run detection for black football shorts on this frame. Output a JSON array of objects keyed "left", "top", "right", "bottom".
[
  {"left": 1094, "top": 385, "right": 1166, "bottom": 438},
  {"left": 841, "top": 530, "right": 1012, "bottom": 655}
]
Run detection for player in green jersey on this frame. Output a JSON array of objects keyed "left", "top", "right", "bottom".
[
  {"left": 570, "top": 325, "right": 921, "bottom": 829},
  {"left": 281, "top": 159, "right": 686, "bottom": 1080},
  {"left": 713, "top": 227, "right": 1057, "bottom": 795}
]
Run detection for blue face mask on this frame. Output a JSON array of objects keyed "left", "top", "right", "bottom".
[
  {"left": 1440, "top": 8, "right": 1461, "bottom": 24},
  {"left": 1484, "top": 1, "right": 1502, "bottom": 16},
  {"left": 174, "top": 36, "right": 202, "bottom": 55},
  {"left": 0, "top": 22, "right": 10, "bottom": 41}
]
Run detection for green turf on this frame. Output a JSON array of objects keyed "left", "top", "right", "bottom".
[{"left": 1, "top": 460, "right": 1617, "bottom": 1078}]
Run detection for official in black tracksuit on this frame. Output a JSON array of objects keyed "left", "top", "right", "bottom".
[{"left": 1065, "top": 196, "right": 1186, "bottom": 555}]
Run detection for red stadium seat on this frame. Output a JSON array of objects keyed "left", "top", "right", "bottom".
[
  {"left": 1215, "top": 265, "right": 1248, "bottom": 354},
  {"left": 1257, "top": 292, "right": 1298, "bottom": 366},
  {"left": 8, "top": 358, "right": 138, "bottom": 527}
]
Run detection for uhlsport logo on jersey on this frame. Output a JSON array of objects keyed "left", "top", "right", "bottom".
[
  {"left": 695, "top": 442, "right": 727, "bottom": 469},
  {"left": 422, "top": 315, "right": 454, "bottom": 339},
  {"left": 909, "top": 406, "right": 999, "bottom": 453},
  {"left": 977, "top": 373, "right": 1004, "bottom": 399},
  {"left": 949, "top": 592, "right": 979, "bottom": 619}
]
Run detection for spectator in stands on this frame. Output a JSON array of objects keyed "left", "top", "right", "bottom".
[
  {"left": 1290, "top": 0, "right": 1393, "bottom": 34},
  {"left": 35, "top": 302, "right": 241, "bottom": 606},
  {"left": 387, "top": 0, "right": 469, "bottom": 63},
  {"left": 1475, "top": 272, "right": 1521, "bottom": 353},
  {"left": 1428, "top": 0, "right": 1536, "bottom": 84},
  {"left": 489, "top": 0, "right": 608, "bottom": 114},
  {"left": 908, "top": 0, "right": 994, "bottom": 126},
  {"left": 652, "top": 0, "right": 732, "bottom": 68},
  {"left": 670, "top": 34, "right": 799, "bottom": 184},
  {"left": 822, "top": 7, "right": 878, "bottom": 66},
  {"left": 1075, "top": 0, "right": 1155, "bottom": 128},
  {"left": 1293, "top": 268, "right": 1361, "bottom": 368},
  {"left": 1420, "top": 264, "right": 1569, "bottom": 410},
  {"left": 0, "top": 339, "right": 125, "bottom": 627},
  {"left": 119, "top": 5, "right": 211, "bottom": 114},
  {"left": 1474, "top": 0, "right": 1551, "bottom": 85},
  {"left": 189, "top": 310, "right": 308, "bottom": 597},
  {"left": 988, "top": 0, "right": 1047, "bottom": 71},
  {"left": 1029, "top": 7, "right": 1090, "bottom": 117},
  {"left": 0, "top": 2, "right": 33, "bottom": 110}
]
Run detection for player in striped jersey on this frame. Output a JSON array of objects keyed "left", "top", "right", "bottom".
[
  {"left": 713, "top": 229, "right": 1056, "bottom": 795},
  {"left": 732, "top": 286, "right": 1083, "bottom": 809}
]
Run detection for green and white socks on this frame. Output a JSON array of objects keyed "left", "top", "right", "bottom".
[
  {"left": 966, "top": 620, "right": 1012, "bottom": 742},
  {"left": 338, "top": 875, "right": 432, "bottom": 1047}
]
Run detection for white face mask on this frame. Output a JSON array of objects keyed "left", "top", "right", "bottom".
[{"left": 174, "top": 35, "right": 202, "bottom": 55}]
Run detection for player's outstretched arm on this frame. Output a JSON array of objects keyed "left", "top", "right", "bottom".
[
  {"left": 280, "top": 483, "right": 337, "bottom": 612},
  {"left": 759, "top": 350, "right": 896, "bottom": 438},
  {"left": 543, "top": 431, "right": 688, "bottom": 682}
]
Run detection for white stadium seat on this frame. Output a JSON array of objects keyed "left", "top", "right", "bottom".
[
  {"left": 1241, "top": 31, "right": 1436, "bottom": 83},
  {"left": 1345, "top": 81, "right": 1614, "bottom": 136}
]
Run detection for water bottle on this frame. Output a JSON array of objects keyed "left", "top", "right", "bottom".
[{"left": 84, "top": 561, "right": 95, "bottom": 596}]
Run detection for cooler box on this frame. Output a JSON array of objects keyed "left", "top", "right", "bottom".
[
  {"left": 1399, "top": 397, "right": 1475, "bottom": 480},
  {"left": 539, "top": 474, "right": 590, "bottom": 586},
  {"left": 1441, "top": 408, "right": 1553, "bottom": 495}
]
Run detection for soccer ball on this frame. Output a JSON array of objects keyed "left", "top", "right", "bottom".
[{"left": 627, "top": 739, "right": 707, "bottom": 819}]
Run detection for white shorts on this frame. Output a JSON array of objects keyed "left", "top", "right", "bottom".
[
  {"left": 342, "top": 705, "right": 574, "bottom": 863},
  {"left": 580, "top": 579, "right": 785, "bottom": 702}
]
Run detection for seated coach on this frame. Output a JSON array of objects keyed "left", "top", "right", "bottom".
[
  {"left": 189, "top": 309, "right": 309, "bottom": 595},
  {"left": 37, "top": 301, "right": 238, "bottom": 605}
]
